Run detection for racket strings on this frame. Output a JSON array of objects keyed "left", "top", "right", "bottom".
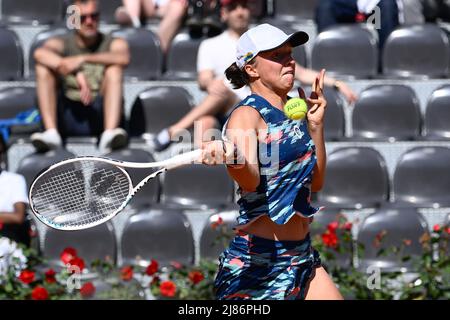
[{"left": 30, "top": 160, "right": 131, "bottom": 228}]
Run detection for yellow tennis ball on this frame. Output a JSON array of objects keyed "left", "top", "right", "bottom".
[{"left": 284, "top": 98, "right": 308, "bottom": 120}]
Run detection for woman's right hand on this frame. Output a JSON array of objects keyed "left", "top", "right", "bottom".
[{"left": 200, "top": 140, "right": 244, "bottom": 167}]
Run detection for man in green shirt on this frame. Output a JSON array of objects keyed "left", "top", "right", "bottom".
[{"left": 32, "top": 0, "right": 130, "bottom": 152}]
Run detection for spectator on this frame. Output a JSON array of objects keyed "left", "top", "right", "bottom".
[
  {"left": 115, "top": 0, "right": 188, "bottom": 53},
  {"left": 0, "top": 138, "right": 29, "bottom": 247},
  {"left": 315, "top": 0, "right": 400, "bottom": 49},
  {"left": 152, "top": 0, "right": 357, "bottom": 151},
  {"left": 32, "top": 0, "right": 130, "bottom": 152}
]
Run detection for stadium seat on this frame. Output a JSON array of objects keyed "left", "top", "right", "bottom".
[
  {"left": 42, "top": 222, "right": 117, "bottom": 268},
  {"left": 112, "top": 28, "right": 163, "bottom": 80},
  {"left": 311, "top": 25, "right": 378, "bottom": 79},
  {"left": 164, "top": 31, "right": 204, "bottom": 80},
  {"left": 16, "top": 149, "right": 76, "bottom": 189},
  {"left": 0, "top": 27, "right": 23, "bottom": 80},
  {"left": 199, "top": 209, "right": 238, "bottom": 260},
  {"left": 352, "top": 85, "right": 421, "bottom": 141},
  {"left": 98, "top": 0, "right": 122, "bottom": 24},
  {"left": 0, "top": 86, "right": 36, "bottom": 118},
  {"left": 382, "top": 24, "right": 450, "bottom": 78},
  {"left": 316, "top": 147, "right": 389, "bottom": 209},
  {"left": 393, "top": 146, "right": 450, "bottom": 208},
  {"left": 28, "top": 27, "right": 69, "bottom": 79},
  {"left": 0, "top": 0, "right": 63, "bottom": 25},
  {"left": 423, "top": 85, "right": 450, "bottom": 140},
  {"left": 103, "top": 148, "right": 160, "bottom": 207},
  {"left": 356, "top": 207, "right": 429, "bottom": 272},
  {"left": 271, "top": 0, "right": 318, "bottom": 22},
  {"left": 309, "top": 207, "right": 353, "bottom": 269},
  {"left": 161, "top": 164, "right": 234, "bottom": 209},
  {"left": 128, "top": 86, "right": 193, "bottom": 136},
  {"left": 121, "top": 207, "right": 195, "bottom": 267}
]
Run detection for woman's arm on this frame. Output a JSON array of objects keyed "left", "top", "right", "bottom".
[
  {"left": 0, "top": 202, "right": 26, "bottom": 224},
  {"left": 201, "top": 106, "right": 261, "bottom": 192}
]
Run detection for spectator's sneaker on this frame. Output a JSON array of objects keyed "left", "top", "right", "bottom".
[
  {"left": 152, "top": 128, "right": 172, "bottom": 152},
  {"left": 99, "top": 128, "right": 128, "bottom": 152},
  {"left": 30, "top": 129, "right": 62, "bottom": 152}
]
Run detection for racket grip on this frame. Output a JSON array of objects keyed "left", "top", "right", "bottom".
[{"left": 164, "top": 149, "right": 203, "bottom": 170}]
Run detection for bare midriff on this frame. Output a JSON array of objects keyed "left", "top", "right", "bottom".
[{"left": 238, "top": 213, "right": 311, "bottom": 241}]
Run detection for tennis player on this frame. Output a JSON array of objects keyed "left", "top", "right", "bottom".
[{"left": 200, "top": 23, "right": 343, "bottom": 300}]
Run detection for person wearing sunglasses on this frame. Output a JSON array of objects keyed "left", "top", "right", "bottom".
[{"left": 32, "top": 0, "right": 130, "bottom": 152}]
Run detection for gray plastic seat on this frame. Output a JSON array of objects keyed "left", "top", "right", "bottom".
[
  {"left": 317, "top": 147, "right": 389, "bottom": 209},
  {"left": 311, "top": 25, "right": 378, "bottom": 79},
  {"left": 1, "top": 0, "right": 63, "bottom": 24},
  {"left": 424, "top": 85, "right": 450, "bottom": 140},
  {"left": 28, "top": 28, "right": 69, "bottom": 79},
  {"left": 0, "top": 27, "right": 23, "bottom": 80},
  {"left": 356, "top": 207, "right": 429, "bottom": 272},
  {"left": 98, "top": 0, "right": 122, "bottom": 24},
  {"left": 112, "top": 28, "right": 163, "bottom": 80},
  {"left": 43, "top": 222, "right": 117, "bottom": 268},
  {"left": 272, "top": 0, "right": 318, "bottom": 21},
  {"left": 199, "top": 209, "right": 238, "bottom": 260},
  {"left": 164, "top": 31, "right": 204, "bottom": 80},
  {"left": 161, "top": 164, "right": 234, "bottom": 209},
  {"left": 0, "top": 86, "right": 36, "bottom": 118},
  {"left": 16, "top": 149, "right": 76, "bottom": 189},
  {"left": 129, "top": 86, "right": 193, "bottom": 136},
  {"left": 352, "top": 85, "right": 421, "bottom": 141},
  {"left": 382, "top": 24, "right": 450, "bottom": 78},
  {"left": 393, "top": 146, "right": 450, "bottom": 208},
  {"left": 121, "top": 207, "right": 195, "bottom": 267},
  {"left": 103, "top": 148, "right": 160, "bottom": 208}
]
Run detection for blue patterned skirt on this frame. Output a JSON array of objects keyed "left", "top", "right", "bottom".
[{"left": 214, "top": 231, "right": 321, "bottom": 300}]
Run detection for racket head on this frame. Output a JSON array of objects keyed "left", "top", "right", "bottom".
[{"left": 29, "top": 157, "right": 133, "bottom": 231}]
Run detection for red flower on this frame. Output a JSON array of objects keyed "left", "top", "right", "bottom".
[
  {"left": 60, "top": 247, "right": 77, "bottom": 265},
  {"left": 31, "top": 286, "right": 49, "bottom": 300},
  {"left": 322, "top": 231, "right": 338, "bottom": 248},
  {"left": 327, "top": 221, "right": 339, "bottom": 233},
  {"left": 433, "top": 224, "right": 441, "bottom": 232},
  {"left": 188, "top": 271, "right": 204, "bottom": 285},
  {"left": 160, "top": 281, "right": 176, "bottom": 297},
  {"left": 151, "top": 276, "right": 160, "bottom": 285},
  {"left": 18, "top": 270, "right": 35, "bottom": 284},
  {"left": 211, "top": 216, "right": 224, "bottom": 230},
  {"left": 45, "top": 269, "right": 56, "bottom": 284},
  {"left": 343, "top": 222, "right": 353, "bottom": 231},
  {"left": 446, "top": 227, "right": 450, "bottom": 235},
  {"left": 403, "top": 239, "right": 412, "bottom": 246},
  {"left": 121, "top": 266, "right": 133, "bottom": 281},
  {"left": 80, "top": 282, "right": 96, "bottom": 298},
  {"left": 145, "top": 260, "right": 159, "bottom": 276},
  {"left": 68, "top": 257, "right": 85, "bottom": 272},
  {"left": 0, "top": 222, "right": 3, "bottom": 230}
]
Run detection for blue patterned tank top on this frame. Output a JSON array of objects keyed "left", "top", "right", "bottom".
[{"left": 222, "top": 94, "right": 322, "bottom": 226}]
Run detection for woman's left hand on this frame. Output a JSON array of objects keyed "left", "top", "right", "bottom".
[{"left": 298, "top": 69, "right": 327, "bottom": 129}]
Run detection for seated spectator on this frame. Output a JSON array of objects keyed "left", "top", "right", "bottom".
[
  {"left": 152, "top": 0, "right": 357, "bottom": 151},
  {"left": 315, "top": 0, "right": 400, "bottom": 49},
  {"left": 115, "top": 0, "right": 188, "bottom": 53},
  {"left": 0, "top": 138, "right": 29, "bottom": 247},
  {"left": 32, "top": 0, "right": 130, "bottom": 152}
]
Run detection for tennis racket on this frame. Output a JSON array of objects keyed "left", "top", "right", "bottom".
[{"left": 28, "top": 149, "right": 202, "bottom": 231}]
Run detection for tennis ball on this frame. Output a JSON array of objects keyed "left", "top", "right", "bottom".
[{"left": 284, "top": 98, "right": 308, "bottom": 120}]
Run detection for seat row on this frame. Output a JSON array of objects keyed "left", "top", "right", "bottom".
[
  {"left": 1, "top": 22, "right": 449, "bottom": 81},
  {"left": 32, "top": 205, "right": 449, "bottom": 273},
  {"left": 2, "top": 83, "right": 450, "bottom": 142}
]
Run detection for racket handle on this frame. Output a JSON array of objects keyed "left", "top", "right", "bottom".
[{"left": 164, "top": 149, "right": 203, "bottom": 170}]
